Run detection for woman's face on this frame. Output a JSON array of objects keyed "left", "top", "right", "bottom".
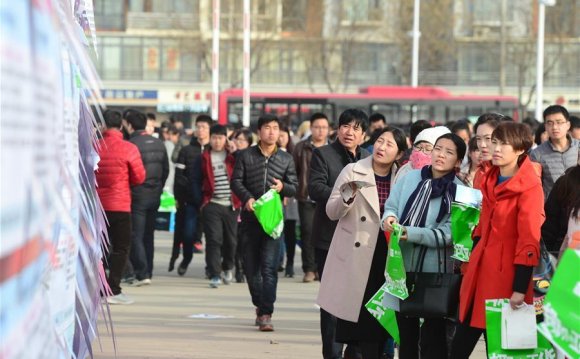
[
  {"left": 475, "top": 123, "right": 495, "bottom": 161},
  {"left": 491, "top": 138, "right": 524, "bottom": 169},
  {"left": 373, "top": 131, "right": 402, "bottom": 166},
  {"left": 234, "top": 134, "right": 249, "bottom": 150},
  {"left": 278, "top": 131, "right": 289, "bottom": 148},
  {"left": 469, "top": 148, "right": 482, "bottom": 169},
  {"left": 431, "top": 138, "right": 461, "bottom": 173}
]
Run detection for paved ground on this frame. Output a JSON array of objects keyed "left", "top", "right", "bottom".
[{"left": 94, "top": 231, "right": 486, "bottom": 358}]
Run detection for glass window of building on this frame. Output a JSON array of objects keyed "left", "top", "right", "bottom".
[
  {"left": 94, "top": 0, "right": 125, "bottom": 30},
  {"left": 282, "top": 0, "right": 307, "bottom": 32}
]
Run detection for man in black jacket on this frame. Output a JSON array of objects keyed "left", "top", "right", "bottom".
[
  {"left": 170, "top": 115, "right": 212, "bottom": 275},
  {"left": 123, "top": 110, "right": 169, "bottom": 285},
  {"left": 308, "top": 109, "right": 369, "bottom": 359},
  {"left": 231, "top": 114, "right": 298, "bottom": 332}
]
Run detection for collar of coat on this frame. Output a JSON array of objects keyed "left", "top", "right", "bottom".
[
  {"left": 350, "top": 156, "right": 398, "bottom": 219},
  {"left": 481, "top": 156, "right": 542, "bottom": 201}
]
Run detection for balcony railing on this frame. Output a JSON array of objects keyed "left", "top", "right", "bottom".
[{"left": 127, "top": 12, "right": 197, "bottom": 30}]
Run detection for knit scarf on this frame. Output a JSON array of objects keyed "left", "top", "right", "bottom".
[{"left": 400, "top": 166, "right": 457, "bottom": 227}]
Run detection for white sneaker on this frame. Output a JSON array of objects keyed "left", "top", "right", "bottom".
[
  {"left": 132, "top": 278, "right": 152, "bottom": 287},
  {"left": 107, "top": 293, "right": 134, "bottom": 305},
  {"left": 222, "top": 270, "right": 233, "bottom": 285},
  {"left": 209, "top": 277, "right": 222, "bottom": 288}
]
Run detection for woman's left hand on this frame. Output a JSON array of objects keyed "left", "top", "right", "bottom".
[{"left": 509, "top": 291, "right": 525, "bottom": 310}]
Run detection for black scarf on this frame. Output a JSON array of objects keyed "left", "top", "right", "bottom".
[{"left": 400, "top": 166, "right": 457, "bottom": 227}]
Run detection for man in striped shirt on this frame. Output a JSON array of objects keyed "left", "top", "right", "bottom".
[{"left": 194, "top": 125, "right": 242, "bottom": 288}]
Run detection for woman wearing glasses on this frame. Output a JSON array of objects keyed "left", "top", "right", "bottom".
[{"left": 393, "top": 126, "right": 451, "bottom": 184}]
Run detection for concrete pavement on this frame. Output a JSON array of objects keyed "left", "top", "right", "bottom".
[{"left": 94, "top": 231, "right": 486, "bottom": 358}]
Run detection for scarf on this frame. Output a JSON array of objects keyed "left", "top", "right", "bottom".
[{"left": 400, "top": 166, "right": 457, "bottom": 227}]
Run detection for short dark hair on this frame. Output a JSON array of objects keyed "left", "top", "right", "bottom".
[
  {"left": 369, "top": 113, "right": 386, "bottom": 124},
  {"left": 569, "top": 115, "right": 580, "bottom": 129},
  {"left": 534, "top": 123, "right": 546, "bottom": 146},
  {"left": 373, "top": 127, "right": 408, "bottom": 154},
  {"left": 196, "top": 114, "right": 213, "bottom": 126},
  {"left": 410, "top": 120, "right": 432, "bottom": 143},
  {"left": 474, "top": 113, "right": 504, "bottom": 134},
  {"left": 435, "top": 133, "right": 467, "bottom": 162},
  {"left": 310, "top": 112, "right": 329, "bottom": 125},
  {"left": 146, "top": 112, "right": 156, "bottom": 120},
  {"left": 125, "top": 110, "right": 146, "bottom": 131},
  {"left": 492, "top": 122, "right": 533, "bottom": 155},
  {"left": 543, "top": 105, "right": 569, "bottom": 122},
  {"left": 338, "top": 109, "right": 368, "bottom": 133},
  {"left": 257, "top": 114, "right": 280, "bottom": 130},
  {"left": 451, "top": 120, "right": 471, "bottom": 137},
  {"left": 103, "top": 109, "right": 122, "bottom": 129},
  {"left": 168, "top": 125, "right": 180, "bottom": 135},
  {"left": 210, "top": 124, "right": 227, "bottom": 137},
  {"left": 234, "top": 128, "right": 254, "bottom": 146}
]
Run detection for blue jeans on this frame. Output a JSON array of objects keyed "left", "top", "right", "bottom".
[
  {"left": 171, "top": 201, "right": 198, "bottom": 269},
  {"left": 242, "top": 220, "right": 281, "bottom": 316}
]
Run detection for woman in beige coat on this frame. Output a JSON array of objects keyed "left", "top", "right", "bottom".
[{"left": 317, "top": 127, "right": 407, "bottom": 359}]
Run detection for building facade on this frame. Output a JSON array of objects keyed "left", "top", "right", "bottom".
[{"left": 92, "top": 0, "right": 580, "bottom": 122}]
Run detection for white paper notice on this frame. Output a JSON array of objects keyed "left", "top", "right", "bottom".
[
  {"left": 501, "top": 304, "right": 538, "bottom": 350},
  {"left": 455, "top": 185, "right": 483, "bottom": 207}
]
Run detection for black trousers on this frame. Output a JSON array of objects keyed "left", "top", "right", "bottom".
[
  {"left": 298, "top": 201, "right": 317, "bottom": 273},
  {"left": 202, "top": 202, "right": 238, "bottom": 278},
  {"left": 104, "top": 211, "right": 132, "bottom": 295},
  {"left": 395, "top": 313, "right": 448, "bottom": 359},
  {"left": 130, "top": 197, "right": 160, "bottom": 280},
  {"left": 316, "top": 248, "right": 344, "bottom": 359},
  {"left": 450, "top": 322, "right": 486, "bottom": 359},
  {"left": 283, "top": 219, "right": 297, "bottom": 275}
]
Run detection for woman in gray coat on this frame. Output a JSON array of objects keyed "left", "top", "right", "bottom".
[{"left": 381, "top": 133, "right": 466, "bottom": 359}]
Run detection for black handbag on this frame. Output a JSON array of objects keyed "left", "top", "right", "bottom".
[{"left": 399, "top": 229, "right": 462, "bottom": 319}]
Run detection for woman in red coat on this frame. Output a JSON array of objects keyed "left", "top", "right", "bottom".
[{"left": 451, "top": 122, "right": 544, "bottom": 358}]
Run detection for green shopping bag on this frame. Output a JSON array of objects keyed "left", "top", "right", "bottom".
[
  {"left": 450, "top": 202, "right": 480, "bottom": 262},
  {"left": 253, "top": 189, "right": 284, "bottom": 238},
  {"left": 384, "top": 224, "right": 409, "bottom": 300},
  {"left": 158, "top": 190, "right": 176, "bottom": 212},
  {"left": 485, "top": 299, "right": 556, "bottom": 358},
  {"left": 365, "top": 283, "right": 400, "bottom": 345},
  {"left": 537, "top": 249, "right": 580, "bottom": 358}
]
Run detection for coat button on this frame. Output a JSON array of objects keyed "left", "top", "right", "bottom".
[
  {"left": 361, "top": 216, "right": 366, "bottom": 222},
  {"left": 355, "top": 242, "right": 361, "bottom": 247}
]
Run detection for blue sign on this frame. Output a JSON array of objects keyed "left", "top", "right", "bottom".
[{"left": 100, "top": 89, "right": 157, "bottom": 100}]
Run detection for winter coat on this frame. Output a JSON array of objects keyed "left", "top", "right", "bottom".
[
  {"left": 308, "top": 141, "right": 370, "bottom": 251},
  {"left": 129, "top": 131, "right": 169, "bottom": 204},
  {"left": 459, "top": 157, "right": 544, "bottom": 329},
  {"left": 231, "top": 145, "right": 298, "bottom": 223},
  {"left": 382, "top": 168, "right": 462, "bottom": 274},
  {"left": 173, "top": 137, "right": 205, "bottom": 205},
  {"left": 96, "top": 130, "right": 145, "bottom": 212},
  {"left": 193, "top": 149, "right": 241, "bottom": 209},
  {"left": 316, "top": 156, "right": 387, "bottom": 322},
  {"left": 293, "top": 137, "right": 318, "bottom": 202}
]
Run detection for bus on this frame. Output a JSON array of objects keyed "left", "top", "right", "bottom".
[{"left": 217, "top": 86, "right": 519, "bottom": 129}]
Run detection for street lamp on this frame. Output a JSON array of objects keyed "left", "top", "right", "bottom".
[{"left": 535, "top": 0, "right": 556, "bottom": 122}]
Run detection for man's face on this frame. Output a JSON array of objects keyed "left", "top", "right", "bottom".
[
  {"left": 210, "top": 134, "right": 227, "bottom": 152},
  {"left": 310, "top": 118, "right": 329, "bottom": 143},
  {"left": 368, "top": 120, "right": 385, "bottom": 134},
  {"left": 337, "top": 121, "right": 365, "bottom": 151},
  {"left": 145, "top": 119, "right": 156, "bottom": 135},
  {"left": 196, "top": 121, "right": 210, "bottom": 141},
  {"left": 571, "top": 127, "right": 580, "bottom": 140},
  {"left": 545, "top": 113, "right": 570, "bottom": 142},
  {"left": 169, "top": 132, "right": 180, "bottom": 144},
  {"left": 258, "top": 121, "right": 280, "bottom": 146}
]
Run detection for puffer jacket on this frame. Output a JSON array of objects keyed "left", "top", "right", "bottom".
[
  {"left": 231, "top": 145, "right": 298, "bottom": 222},
  {"left": 96, "top": 130, "right": 146, "bottom": 212},
  {"left": 129, "top": 131, "right": 169, "bottom": 204},
  {"left": 173, "top": 137, "right": 206, "bottom": 205}
]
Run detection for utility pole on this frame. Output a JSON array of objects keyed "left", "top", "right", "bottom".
[
  {"left": 535, "top": 0, "right": 556, "bottom": 121},
  {"left": 499, "top": 0, "right": 507, "bottom": 95},
  {"left": 211, "top": 0, "right": 220, "bottom": 121},
  {"left": 242, "top": 0, "right": 251, "bottom": 127},
  {"left": 411, "top": 0, "right": 421, "bottom": 88}
]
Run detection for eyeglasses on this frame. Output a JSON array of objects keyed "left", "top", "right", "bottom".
[
  {"left": 545, "top": 120, "right": 568, "bottom": 128},
  {"left": 413, "top": 145, "right": 433, "bottom": 154}
]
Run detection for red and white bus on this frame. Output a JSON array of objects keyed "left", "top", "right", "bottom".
[{"left": 217, "top": 86, "right": 519, "bottom": 128}]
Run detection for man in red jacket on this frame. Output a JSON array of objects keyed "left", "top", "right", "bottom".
[{"left": 96, "top": 110, "right": 146, "bottom": 305}]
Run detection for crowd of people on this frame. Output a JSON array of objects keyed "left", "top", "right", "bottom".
[{"left": 94, "top": 105, "right": 579, "bottom": 358}]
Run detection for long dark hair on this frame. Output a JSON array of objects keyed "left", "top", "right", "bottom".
[
  {"left": 278, "top": 123, "right": 295, "bottom": 153},
  {"left": 552, "top": 165, "right": 580, "bottom": 219}
]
